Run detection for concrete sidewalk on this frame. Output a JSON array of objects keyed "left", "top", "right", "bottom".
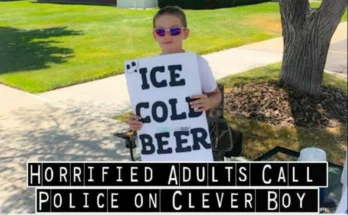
[
  {"left": 0, "top": 22, "right": 346, "bottom": 213},
  {"left": 0, "top": 103, "right": 130, "bottom": 213},
  {"left": 0, "top": 84, "right": 48, "bottom": 114}
]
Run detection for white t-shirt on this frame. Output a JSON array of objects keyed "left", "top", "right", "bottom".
[
  {"left": 197, "top": 55, "right": 217, "bottom": 94},
  {"left": 160, "top": 51, "right": 217, "bottom": 94}
]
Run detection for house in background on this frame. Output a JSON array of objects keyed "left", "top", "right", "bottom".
[
  {"left": 37, "top": 0, "right": 158, "bottom": 8},
  {"left": 118, "top": 0, "right": 157, "bottom": 8},
  {"left": 38, "top": 0, "right": 116, "bottom": 6}
]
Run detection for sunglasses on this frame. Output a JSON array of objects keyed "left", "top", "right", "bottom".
[{"left": 154, "top": 27, "right": 186, "bottom": 37}]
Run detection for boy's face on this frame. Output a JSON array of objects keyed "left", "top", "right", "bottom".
[{"left": 153, "top": 14, "right": 189, "bottom": 54}]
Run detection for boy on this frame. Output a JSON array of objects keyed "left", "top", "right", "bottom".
[{"left": 128, "top": 5, "right": 222, "bottom": 130}]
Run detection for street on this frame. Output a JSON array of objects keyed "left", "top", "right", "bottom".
[{"left": 326, "top": 39, "right": 347, "bottom": 80}]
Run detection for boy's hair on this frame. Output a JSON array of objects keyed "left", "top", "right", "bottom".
[{"left": 153, "top": 6, "right": 187, "bottom": 28}]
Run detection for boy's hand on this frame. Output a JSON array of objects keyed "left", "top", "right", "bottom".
[
  {"left": 128, "top": 114, "right": 143, "bottom": 131},
  {"left": 190, "top": 94, "right": 211, "bottom": 112}
]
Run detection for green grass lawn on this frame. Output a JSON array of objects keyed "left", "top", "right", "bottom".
[
  {"left": 2, "top": 1, "right": 344, "bottom": 93},
  {"left": 115, "top": 63, "right": 347, "bottom": 165}
]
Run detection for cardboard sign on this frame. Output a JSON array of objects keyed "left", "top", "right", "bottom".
[{"left": 124, "top": 52, "right": 213, "bottom": 161}]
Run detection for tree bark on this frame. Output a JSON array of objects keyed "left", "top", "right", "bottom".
[{"left": 279, "top": 0, "right": 347, "bottom": 95}]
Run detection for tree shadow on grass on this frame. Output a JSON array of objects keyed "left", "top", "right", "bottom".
[{"left": 0, "top": 26, "right": 82, "bottom": 74}]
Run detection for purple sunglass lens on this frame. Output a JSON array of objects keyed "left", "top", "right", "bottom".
[
  {"left": 155, "top": 28, "right": 166, "bottom": 36},
  {"left": 170, "top": 27, "right": 182, "bottom": 36}
]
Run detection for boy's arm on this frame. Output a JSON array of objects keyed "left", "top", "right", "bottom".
[
  {"left": 193, "top": 56, "right": 222, "bottom": 111},
  {"left": 190, "top": 87, "right": 222, "bottom": 112},
  {"left": 206, "top": 87, "right": 222, "bottom": 110}
]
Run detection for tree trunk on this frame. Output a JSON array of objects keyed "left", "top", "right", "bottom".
[{"left": 279, "top": 0, "right": 347, "bottom": 95}]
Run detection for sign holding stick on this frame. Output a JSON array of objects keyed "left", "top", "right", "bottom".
[{"left": 125, "top": 52, "right": 213, "bottom": 161}]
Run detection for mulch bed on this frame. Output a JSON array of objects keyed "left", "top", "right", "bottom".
[{"left": 224, "top": 80, "right": 347, "bottom": 128}]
